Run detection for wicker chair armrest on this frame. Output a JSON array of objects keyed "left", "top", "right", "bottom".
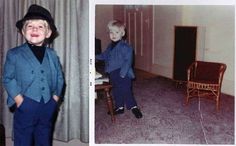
[
  {"left": 187, "top": 62, "right": 196, "bottom": 81},
  {"left": 218, "top": 64, "right": 227, "bottom": 84}
]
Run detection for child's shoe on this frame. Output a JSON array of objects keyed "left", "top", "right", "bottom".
[
  {"left": 108, "top": 107, "right": 124, "bottom": 115},
  {"left": 131, "top": 107, "right": 143, "bottom": 119}
]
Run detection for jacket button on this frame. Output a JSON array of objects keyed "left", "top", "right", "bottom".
[
  {"left": 41, "top": 70, "right": 44, "bottom": 73},
  {"left": 42, "top": 87, "right": 45, "bottom": 90}
]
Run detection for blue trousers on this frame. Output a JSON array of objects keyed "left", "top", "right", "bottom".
[
  {"left": 109, "top": 69, "right": 137, "bottom": 109},
  {"left": 13, "top": 96, "right": 57, "bottom": 146}
]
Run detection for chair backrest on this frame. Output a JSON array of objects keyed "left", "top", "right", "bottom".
[{"left": 193, "top": 61, "right": 227, "bottom": 82}]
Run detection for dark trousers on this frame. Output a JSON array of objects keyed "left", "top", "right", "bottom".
[
  {"left": 0, "top": 124, "right": 5, "bottom": 146},
  {"left": 13, "top": 96, "right": 57, "bottom": 146},
  {"left": 109, "top": 69, "right": 137, "bottom": 109}
]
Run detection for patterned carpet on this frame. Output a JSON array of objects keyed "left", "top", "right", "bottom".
[{"left": 95, "top": 76, "right": 234, "bottom": 144}]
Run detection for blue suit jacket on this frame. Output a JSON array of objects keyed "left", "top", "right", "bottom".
[
  {"left": 3, "top": 43, "right": 64, "bottom": 107},
  {"left": 96, "top": 40, "right": 135, "bottom": 79}
]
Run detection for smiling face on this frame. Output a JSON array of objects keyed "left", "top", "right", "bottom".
[{"left": 22, "top": 19, "right": 52, "bottom": 46}]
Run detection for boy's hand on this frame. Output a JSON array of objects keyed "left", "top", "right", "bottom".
[
  {"left": 53, "top": 95, "right": 59, "bottom": 102},
  {"left": 15, "top": 94, "right": 24, "bottom": 107}
]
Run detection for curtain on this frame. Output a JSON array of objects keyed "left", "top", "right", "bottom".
[{"left": 0, "top": 0, "right": 89, "bottom": 143}]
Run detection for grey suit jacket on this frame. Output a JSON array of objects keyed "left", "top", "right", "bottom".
[{"left": 3, "top": 43, "right": 64, "bottom": 107}]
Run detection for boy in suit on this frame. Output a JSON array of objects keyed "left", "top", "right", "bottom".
[
  {"left": 2, "top": 4, "right": 64, "bottom": 146},
  {"left": 96, "top": 20, "right": 143, "bottom": 119}
]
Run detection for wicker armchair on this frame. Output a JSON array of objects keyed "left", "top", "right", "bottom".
[{"left": 185, "top": 61, "right": 227, "bottom": 110}]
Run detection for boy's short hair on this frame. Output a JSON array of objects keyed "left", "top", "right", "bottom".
[{"left": 107, "top": 20, "right": 126, "bottom": 31}]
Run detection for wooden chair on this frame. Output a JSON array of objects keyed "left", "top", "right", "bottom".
[
  {"left": 185, "top": 61, "right": 227, "bottom": 110},
  {"left": 95, "top": 82, "right": 115, "bottom": 123}
]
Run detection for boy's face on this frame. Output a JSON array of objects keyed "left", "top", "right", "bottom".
[
  {"left": 109, "top": 26, "right": 125, "bottom": 42},
  {"left": 22, "top": 19, "right": 52, "bottom": 46}
]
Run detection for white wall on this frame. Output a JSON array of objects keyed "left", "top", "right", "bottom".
[
  {"left": 152, "top": 6, "right": 183, "bottom": 78},
  {"left": 152, "top": 5, "right": 234, "bottom": 96},
  {"left": 182, "top": 5, "right": 235, "bottom": 95}
]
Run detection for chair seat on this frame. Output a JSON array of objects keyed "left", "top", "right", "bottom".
[{"left": 188, "top": 81, "right": 219, "bottom": 93}]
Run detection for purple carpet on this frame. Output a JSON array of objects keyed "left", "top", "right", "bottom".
[{"left": 95, "top": 76, "right": 234, "bottom": 144}]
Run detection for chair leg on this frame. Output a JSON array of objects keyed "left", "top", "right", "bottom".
[
  {"left": 216, "top": 93, "right": 220, "bottom": 111},
  {"left": 185, "top": 87, "right": 190, "bottom": 106},
  {"left": 216, "top": 98, "right": 220, "bottom": 111},
  {"left": 185, "top": 97, "right": 189, "bottom": 106}
]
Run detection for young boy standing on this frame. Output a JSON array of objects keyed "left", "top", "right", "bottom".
[
  {"left": 2, "top": 4, "right": 64, "bottom": 146},
  {"left": 96, "top": 20, "right": 143, "bottom": 119}
]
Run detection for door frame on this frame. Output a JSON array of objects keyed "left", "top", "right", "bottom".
[
  {"left": 123, "top": 5, "right": 153, "bottom": 72},
  {"left": 173, "top": 26, "right": 197, "bottom": 81}
]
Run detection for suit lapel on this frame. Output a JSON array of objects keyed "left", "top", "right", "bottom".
[
  {"left": 46, "top": 48, "right": 57, "bottom": 77},
  {"left": 20, "top": 43, "right": 40, "bottom": 68}
]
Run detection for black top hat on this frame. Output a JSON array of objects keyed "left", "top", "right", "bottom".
[{"left": 16, "top": 4, "right": 58, "bottom": 44}]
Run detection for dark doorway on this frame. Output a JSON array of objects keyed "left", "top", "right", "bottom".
[{"left": 173, "top": 26, "right": 197, "bottom": 81}]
